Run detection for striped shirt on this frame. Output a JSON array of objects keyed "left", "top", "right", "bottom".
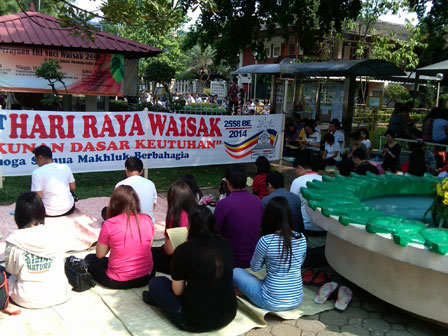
[{"left": 250, "top": 232, "right": 307, "bottom": 309}]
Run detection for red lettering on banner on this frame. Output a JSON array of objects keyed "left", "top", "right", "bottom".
[
  {"left": 115, "top": 115, "right": 131, "bottom": 136},
  {"left": 71, "top": 143, "right": 83, "bottom": 152},
  {"left": 135, "top": 140, "right": 148, "bottom": 149},
  {"left": 120, "top": 141, "right": 130, "bottom": 150},
  {"left": 99, "top": 115, "right": 117, "bottom": 137},
  {"left": 196, "top": 118, "right": 209, "bottom": 136},
  {"left": 167, "top": 140, "right": 176, "bottom": 149},
  {"left": 207, "top": 140, "right": 215, "bottom": 149},
  {"left": 177, "top": 141, "right": 186, "bottom": 149},
  {"left": 165, "top": 117, "right": 180, "bottom": 136},
  {"left": 186, "top": 140, "right": 196, "bottom": 149},
  {"left": 48, "top": 115, "right": 74, "bottom": 139},
  {"left": 148, "top": 140, "right": 156, "bottom": 149},
  {"left": 83, "top": 116, "right": 99, "bottom": 138},
  {"left": 52, "top": 143, "right": 64, "bottom": 152},
  {"left": 84, "top": 142, "right": 95, "bottom": 151},
  {"left": 157, "top": 140, "right": 167, "bottom": 149},
  {"left": 209, "top": 118, "right": 222, "bottom": 136},
  {"left": 129, "top": 115, "right": 144, "bottom": 136},
  {"left": 186, "top": 118, "right": 196, "bottom": 136},
  {"left": 198, "top": 141, "right": 206, "bottom": 149},
  {"left": 148, "top": 114, "right": 167, "bottom": 136},
  {"left": 97, "top": 141, "right": 106, "bottom": 151},
  {"left": 30, "top": 115, "right": 49, "bottom": 139},
  {"left": 9, "top": 114, "right": 29, "bottom": 138},
  {"left": 179, "top": 117, "right": 186, "bottom": 136},
  {"left": 66, "top": 115, "right": 75, "bottom": 138},
  {"left": 107, "top": 141, "right": 118, "bottom": 150}
]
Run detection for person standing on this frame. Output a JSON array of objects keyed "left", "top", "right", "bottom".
[
  {"left": 115, "top": 157, "right": 157, "bottom": 223},
  {"left": 214, "top": 164, "right": 263, "bottom": 268},
  {"left": 31, "top": 145, "right": 76, "bottom": 217},
  {"left": 227, "top": 78, "right": 240, "bottom": 115}
]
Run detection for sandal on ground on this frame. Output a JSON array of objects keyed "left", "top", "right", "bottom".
[
  {"left": 314, "top": 282, "right": 338, "bottom": 304},
  {"left": 302, "top": 269, "right": 315, "bottom": 284},
  {"left": 335, "top": 286, "right": 353, "bottom": 311},
  {"left": 312, "top": 270, "right": 331, "bottom": 286}
]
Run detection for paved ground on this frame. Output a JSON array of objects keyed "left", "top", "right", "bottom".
[{"left": 238, "top": 161, "right": 447, "bottom": 336}]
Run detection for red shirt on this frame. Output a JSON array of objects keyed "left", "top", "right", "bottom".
[{"left": 252, "top": 173, "right": 269, "bottom": 199}]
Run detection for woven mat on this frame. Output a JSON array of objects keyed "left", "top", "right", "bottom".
[{"left": 0, "top": 196, "right": 168, "bottom": 262}]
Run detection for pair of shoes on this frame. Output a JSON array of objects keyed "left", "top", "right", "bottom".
[
  {"left": 302, "top": 269, "right": 332, "bottom": 285},
  {"left": 314, "top": 283, "right": 353, "bottom": 311}
]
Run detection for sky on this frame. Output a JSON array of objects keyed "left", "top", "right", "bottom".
[{"left": 75, "top": 0, "right": 418, "bottom": 28}]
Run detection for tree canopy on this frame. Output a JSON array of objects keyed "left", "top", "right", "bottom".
[
  {"left": 186, "top": 0, "right": 362, "bottom": 64},
  {"left": 0, "top": 0, "right": 59, "bottom": 16}
]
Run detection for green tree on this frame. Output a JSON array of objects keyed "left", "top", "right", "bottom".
[
  {"left": 184, "top": 0, "right": 362, "bottom": 65},
  {"left": 143, "top": 60, "right": 176, "bottom": 110},
  {"left": 0, "top": 0, "right": 59, "bottom": 15},
  {"left": 34, "top": 59, "right": 67, "bottom": 110},
  {"left": 186, "top": 45, "right": 215, "bottom": 92},
  {"left": 384, "top": 83, "right": 411, "bottom": 105}
]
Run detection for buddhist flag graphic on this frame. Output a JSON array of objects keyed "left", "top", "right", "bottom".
[{"left": 224, "top": 129, "right": 278, "bottom": 159}]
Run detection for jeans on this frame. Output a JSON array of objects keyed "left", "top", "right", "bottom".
[
  {"left": 85, "top": 254, "right": 154, "bottom": 289},
  {"left": 146, "top": 276, "right": 192, "bottom": 331},
  {"left": 233, "top": 268, "right": 281, "bottom": 311}
]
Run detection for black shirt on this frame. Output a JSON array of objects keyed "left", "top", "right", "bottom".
[
  {"left": 172, "top": 238, "right": 237, "bottom": 332},
  {"left": 355, "top": 161, "right": 379, "bottom": 175}
]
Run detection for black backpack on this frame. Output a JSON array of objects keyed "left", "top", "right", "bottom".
[{"left": 65, "top": 256, "right": 96, "bottom": 292}]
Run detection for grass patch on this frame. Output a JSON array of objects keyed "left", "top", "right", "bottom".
[{"left": 0, "top": 165, "right": 228, "bottom": 205}]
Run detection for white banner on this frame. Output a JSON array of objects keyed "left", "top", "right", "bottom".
[{"left": 0, "top": 111, "right": 284, "bottom": 176}]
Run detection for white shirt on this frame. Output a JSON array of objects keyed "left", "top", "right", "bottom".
[
  {"left": 324, "top": 142, "right": 341, "bottom": 161},
  {"left": 362, "top": 139, "right": 371, "bottom": 150},
  {"left": 306, "top": 131, "right": 321, "bottom": 152},
  {"left": 116, "top": 175, "right": 157, "bottom": 222},
  {"left": 31, "top": 163, "right": 75, "bottom": 216},
  {"left": 332, "top": 130, "right": 345, "bottom": 152},
  {"left": 290, "top": 173, "right": 324, "bottom": 231}
]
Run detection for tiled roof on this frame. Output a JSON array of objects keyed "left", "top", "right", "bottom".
[{"left": 0, "top": 11, "right": 162, "bottom": 58}]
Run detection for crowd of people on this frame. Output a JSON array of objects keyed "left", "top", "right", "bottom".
[
  {"left": 1, "top": 148, "right": 317, "bottom": 332},
  {"left": 284, "top": 105, "right": 448, "bottom": 177}
]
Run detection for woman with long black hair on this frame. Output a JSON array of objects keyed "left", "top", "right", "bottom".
[
  {"left": 143, "top": 206, "right": 237, "bottom": 332},
  {"left": 233, "top": 197, "right": 307, "bottom": 311}
]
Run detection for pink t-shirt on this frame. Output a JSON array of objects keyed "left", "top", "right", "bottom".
[
  {"left": 164, "top": 210, "right": 189, "bottom": 238},
  {"left": 98, "top": 213, "right": 154, "bottom": 281}
]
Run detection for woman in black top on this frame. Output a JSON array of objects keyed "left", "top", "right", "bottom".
[
  {"left": 143, "top": 206, "right": 237, "bottom": 332},
  {"left": 382, "top": 130, "right": 401, "bottom": 173}
]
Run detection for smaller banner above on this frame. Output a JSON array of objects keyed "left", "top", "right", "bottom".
[
  {"left": 0, "top": 45, "right": 124, "bottom": 96},
  {"left": 0, "top": 111, "right": 284, "bottom": 176}
]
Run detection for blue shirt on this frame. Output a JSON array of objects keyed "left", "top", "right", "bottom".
[
  {"left": 251, "top": 232, "right": 307, "bottom": 309},
  {"left": 262, "top": 189, "right": 304, "bottom": 232},
  {"left": 432, "top": 118, "right": 448, "bottom": 142}
]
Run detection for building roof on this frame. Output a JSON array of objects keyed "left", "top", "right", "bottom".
[
  {"left": 416, "top": 60, "right": 448, "bottom": 76},
  {"left": 234, "top": 59, "right": 406, "bottom": 77},
  {"left": 0, "top": 10, "right": 162, "bottom": 58}
]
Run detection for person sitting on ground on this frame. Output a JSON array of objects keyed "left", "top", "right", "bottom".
[
  {"left": 114, "top": 157, "right": 157, "bottom": 222},
  {"left": 321, "top": 133, "right": 341, "bottom": 166},
  {"left": 144, "top": 206, "right": 237, "bottom": 332},
  {"left": 381, "top": 130, "right": 401, "bottom": 173},
  {"left": 152, "top": 180, "right": 197, "bottom": 274},
  {"left": 182, "top": 174, "right": 203, "bottom": 203},
  {"left": 31, "top": 145, "right": 76, "bottom": 217},
  {"left": 422, "top": 143, "right": 437, "bottom": 174},
  {"left": 432, "top": 108, "right": 448, "bottom": 144},
  {"left": 346, "top": 131, "right": 367, "bottom": 159},
  {"left": 4, "top": 192, "right": 71, "bottom": 308},
  {"left": 233, "top": 197, "right": 307, "bottom": 311},
  {"left": 214, "top": 164, "right": 263, "bottom": 268},
  {"left": 86, "top": 185, "right": 154, "bottom": 289},
  {"left": 300, "top": 120, "right": 321, "bottom": 153},
  {"left": 328, "top": 119, "right": 344, "bottom": 151},
  {"left": 352, "top": 149, "right": 379, "bottom": 175},
  {"left": 407, "top": 143, "right": 427, "bottom": 177},
  {"left": 359, "top": 128, "right": 371, "bottom": 155},
  {"left": 252, "top": 156, "right": 271, "bottom": 199},
  {"left": 262, "top": 171, "right": 304, "bottom": 232},
  {"left": 290, "top": 154, "right": 325, "bottom": 235}
]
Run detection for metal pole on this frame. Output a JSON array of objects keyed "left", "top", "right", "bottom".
[
  {"left": 436, "top": 81, "right": 441, "bottom": 107},
  {"left": 278, "top": 113, "right": 286, "bottom": 173},
  {"left": 253, "top": 74, "right": 257, "bottom": 102}
]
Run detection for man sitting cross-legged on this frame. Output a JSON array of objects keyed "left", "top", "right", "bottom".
[
  {"left": 214, "top": 164, "right": 263, "bottom": 268},
  {"left": 31, "top": 145, "right": 76, "bottom": 217}
]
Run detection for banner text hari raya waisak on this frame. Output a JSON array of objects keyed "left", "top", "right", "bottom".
[{"left": 0, "top": 111, "right": 283, "bottom": 176}]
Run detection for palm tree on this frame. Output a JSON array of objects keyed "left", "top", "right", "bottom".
[{"left": 186, "top": 45, "right": 216, "bottom": 92}]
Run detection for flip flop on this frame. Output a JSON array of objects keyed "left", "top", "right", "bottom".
[
  {"left": 314, "top": 282, "right": 338, "bottom": 304},
  {"left": 335, "top": 286, "right": 353, "bottom": 311},
  {"left": 312, "top": 270, "right": 331, "bottom": 286},
  {"left": 302, "top": 269, "right": 315, "bottom": 284}
]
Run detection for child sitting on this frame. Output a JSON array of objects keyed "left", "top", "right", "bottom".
[
  {"left": 321, "top": 133, "right": 340, "bottom": 166},
  {"left": 4, "top": 192, "right": 71, "bottom": 308}
]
